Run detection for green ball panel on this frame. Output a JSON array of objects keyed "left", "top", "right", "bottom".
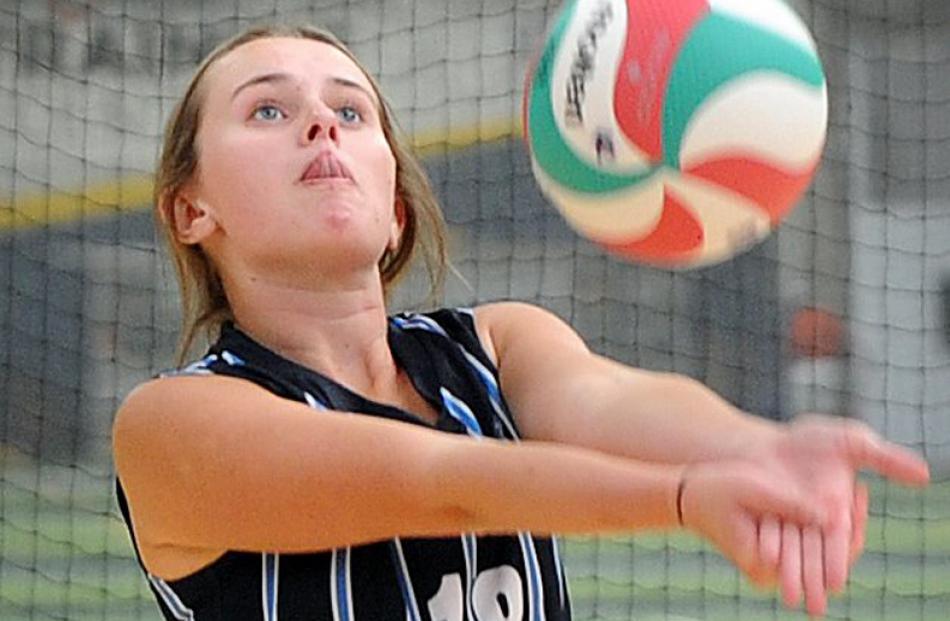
[{"left": 663, "top": 11, "right": 826, "bottom": 169}]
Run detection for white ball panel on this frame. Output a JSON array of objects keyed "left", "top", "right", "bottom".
[
  {"left": 679, "top": 73, "right": 828, "bottom": 170},
  {"left": 532, "top": 159, "right": 666, "bottom": 241}
]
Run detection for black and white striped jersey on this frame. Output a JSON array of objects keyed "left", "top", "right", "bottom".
[{"left": 116, "top": 308, "right": 572, "bottom": 621}]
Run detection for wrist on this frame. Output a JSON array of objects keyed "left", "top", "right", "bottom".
[
  {"left": 728, "top": 417, "right": 784, "bottom": 462},
  {"left": 672, "top": 465, "right": 691, "bottom": 528},
  {"left": 677, "top": 377, "right": 784, "bottom": 461},
  {"left": 676, "top": 473, "right": 687, "bottom": 527}
]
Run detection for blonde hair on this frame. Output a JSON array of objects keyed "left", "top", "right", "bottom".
[{"left": 155, "top": 24, "right": 447, "bottom": 362}]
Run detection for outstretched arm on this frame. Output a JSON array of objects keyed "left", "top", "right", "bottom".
[
  {"left": 477, "top": 301, "right": 927, "bottom": 482},
  {"left": 477, "top": 301, "right": 930, "bottom": 616},
  {"left": 113, "top": 374, "right": 819, "bottom": 581},
  {"left": 476, "top": 301, "right": 778, "bottom": 461}
]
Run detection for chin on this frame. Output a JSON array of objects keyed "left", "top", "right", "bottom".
[{"left": 321, "top": 209, "right": 358, "bottom": 232}]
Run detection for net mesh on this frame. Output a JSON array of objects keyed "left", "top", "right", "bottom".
[{"left": 1, "top": 0, "right": 948, "bottom": 619}]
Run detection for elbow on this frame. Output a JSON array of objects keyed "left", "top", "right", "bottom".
[{"left": 409, "top": 436, "right": 486, "bottom": 533}]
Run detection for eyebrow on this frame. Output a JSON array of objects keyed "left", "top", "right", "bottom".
[
  {"left": 231, "top": 72, "right": 292, "bottom": 100},
  {"left": 230, "top": 72, "right": 378, "bottom": 106},
  {"left": 330, "top": 76, "right": 378, "bottom": 105}
]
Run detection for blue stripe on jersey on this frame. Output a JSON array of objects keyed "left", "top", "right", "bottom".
[
  {"left": 148, "top": 574, "right": 196, "bottom": 621},
  {"left": 397, "top": 311, "right": 520, "bottom": 440},
  {"left": 392, "top": 314, "right": 449, "bottom": 338},
  {"left": 309, "top": 393, "right": 356, "bottom": 620},
  {"left": 462, "top": 534, "right": 477, "bottom": 621},
  {"left": 165, "top": 348, "right": 244, "bottom": 378},
  {"left": 458, "top": 347, "right": 519, "bottom": 440},
  {"left": 331, "top": 548, "right": 353, "bottom": 621},
  {"left": 221, "top": 350, "right": 245, "bottom": 366},
  {"left": 389, "top": 538, "right": 422, "bottom": 621},
  {"left": 518, "top": 534, "right": 546, "bottom": 621},
  {"left": 262, "top": 553, "right": 279, "bottom": 621},
  {"left": 440, "top": 387, "right": 483, "bottom": 437},
  {"left": 550, "top": 536, "right": 567, "bottom": 610},
  {"left": 163, "top": 353, "right": 219, "bottom": 377},
  {"left": 304, "top": 391, "right": 328, "bottom": 411}
]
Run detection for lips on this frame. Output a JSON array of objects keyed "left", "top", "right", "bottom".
[{"left": 300, "top": 151, "right": 353, "bottom": 183}]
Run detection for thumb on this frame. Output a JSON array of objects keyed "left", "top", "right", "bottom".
[{"left": 844, "top": 426, "right": 930, "bottom": 486}]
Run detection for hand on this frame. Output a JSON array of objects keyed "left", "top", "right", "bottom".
[
  {"left": 753, "top": 483, "right": 868, "bottom": 618},
  {"left": 747, "top": 415, "right": 929, "bottom": 615},
  {"left": 677, "top": 461, "right": 825, "bottom": 581}
]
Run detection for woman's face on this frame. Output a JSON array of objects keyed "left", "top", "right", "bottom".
[{"left": 189, "top": 37, "right": 400, "bottom": 282}]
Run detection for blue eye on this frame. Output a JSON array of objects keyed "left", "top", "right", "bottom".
[
  {"left": 252, "top": 104, "right": 285, "bottom": 122},
  {"left": 337, "top": 105, "right": 363, "bottom": 124}
]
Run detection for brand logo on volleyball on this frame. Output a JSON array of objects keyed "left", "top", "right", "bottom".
[{"left": 565, "top": 2, "right": 614, "bottom": 126}]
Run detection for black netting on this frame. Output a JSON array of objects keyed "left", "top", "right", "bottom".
[{"left": 1, "top": 1, "right": 948, "bottom": 619}]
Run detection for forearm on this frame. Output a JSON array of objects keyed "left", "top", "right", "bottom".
[
  {"left": 429, "top": 436, "right": 684, "bottom": 535},
  {"left": 118, "top": 375, "right": 688, "bottom": 555},
  {"left": 481, "top": 302, "right": 781, "bottom": 466},
  {"left": 523, "top": 363, "right": 782, "bottom": 465}
]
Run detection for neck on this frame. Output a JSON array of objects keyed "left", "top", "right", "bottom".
[{"left": 223, "top": 268, "right": 397, "bottom": 394}]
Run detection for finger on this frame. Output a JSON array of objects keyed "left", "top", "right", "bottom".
[
  {"left": 746, "top": 517, "right": 780, "bottom": 589},
  {"left": 803, "top": 525, "right": 827, "bottom": 618},
  {"left": 823, "top": 504, "right": 852, "bottom": 594},
  {"left": 850, "top": 482, "right": 870, "bottom": 567},
  {"left": 780, "top": 521, "right": 803, "bottom": 608},
  {"left": 732, "top": 512, "right": 761, "bottom": 582},
  {"left": 844, "top": 426, "right": 930, "bottom": 485},
  {"left": 758, "top": 515, "right": 782, "bottom": 578}
]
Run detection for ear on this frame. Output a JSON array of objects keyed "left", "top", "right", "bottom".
[
  {"left": 388, "top": 196, "right": 407, "bottom": 252},
  {"left": 167, "top": 192, "right": 219, "bottom": 245}
]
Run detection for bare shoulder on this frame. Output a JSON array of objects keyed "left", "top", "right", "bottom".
[
  {"left": 473, "top": 301, "right": 572, "bottom": 336},
  {"left": 112, "top": 374, "right": 305, "bottom": 487},
  {"left": 474, "top": 300, "right": 555, "bottom": 322},
  {"left": 473, "top": 302, "right": 589, "bottom": 364},
  {"left": 118, "top": 373, "right": 239, "bottom": 411},
  {"left": 112, "top": 375, "right": 275, "bottom": 579},
  {"left": 113, "top": 374, "right": 269, "bottom": 442},
  {"left": 110, "top": 365, "right": 498, "bottom": 579},
  {"left": 111, "top": 374, "right": 279, "bottom": 502}
]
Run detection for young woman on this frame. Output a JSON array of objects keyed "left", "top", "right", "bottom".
[{"left": 112, "top": 25, "right": 929, "bottom": 621}]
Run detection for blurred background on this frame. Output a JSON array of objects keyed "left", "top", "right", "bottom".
[{"left": 0, "top": 0, "right": 948, "bottom": 619}]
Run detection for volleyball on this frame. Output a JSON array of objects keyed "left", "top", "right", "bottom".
[{"left": 524, "top": 0, "right": 829, "bottom": 268}]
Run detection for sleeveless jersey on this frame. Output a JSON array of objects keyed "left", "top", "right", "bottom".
[{"left": 115, "top": 308, "right": 572, "bottom": 621}]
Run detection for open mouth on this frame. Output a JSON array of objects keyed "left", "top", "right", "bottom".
[{"left": 300, "top": 151, "right": 354, "bottom": 183}]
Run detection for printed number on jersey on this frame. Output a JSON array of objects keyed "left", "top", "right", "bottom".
[{"left": 428, "top": 565, "right": 523, "bottom": 621}]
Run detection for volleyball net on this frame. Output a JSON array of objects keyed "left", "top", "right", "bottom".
[{"left": 1, "top": 0, "right": 949, "bottom": 619}]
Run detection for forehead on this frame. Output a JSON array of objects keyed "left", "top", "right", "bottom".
[{"left": 203, "top": 36, "right": 376, "bottom": 101}]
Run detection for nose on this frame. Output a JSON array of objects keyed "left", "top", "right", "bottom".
[{"left": 301, "top": 107, "right": 339, "bottom": 145}]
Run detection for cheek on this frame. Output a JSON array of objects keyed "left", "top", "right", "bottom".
[
  {"left": 199, "top": 130, "right": 289, "bottom": 210},
  {"left": 366, "top": 140, "right": 397, "bottom": 203},
  {"left": 208, "top": 131, "right": 267, "bottom": 180}
]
